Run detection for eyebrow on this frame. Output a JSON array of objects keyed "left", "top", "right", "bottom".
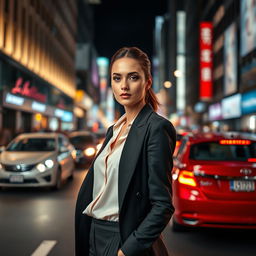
[{"left": 112, "top": 72, "right": 139, "bottom": 76}]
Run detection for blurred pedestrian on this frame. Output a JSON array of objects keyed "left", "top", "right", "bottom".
[{"left": 75, "top": 47, "right": 176, "bottom": 256}]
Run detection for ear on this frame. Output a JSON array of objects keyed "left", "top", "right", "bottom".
[{"left": 146, "top": 77, "right": 152, "bottom": 90}]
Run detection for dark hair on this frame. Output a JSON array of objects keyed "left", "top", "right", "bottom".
[{"left": 110, "top": 47, "right": 159, "bottom": 111}]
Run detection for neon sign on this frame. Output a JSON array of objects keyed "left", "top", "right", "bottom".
[
  {"left": 11, "top": 77, "right": 47, "bottom": 103},
  {"left": 200, "top": 22, "right": 213, "bottom": 100},
  {"left": 6, "top": 93, "right": 24, "bottom": 106},
  {"left": 32, "top": 101, "right": 46, "bottom": 112}
]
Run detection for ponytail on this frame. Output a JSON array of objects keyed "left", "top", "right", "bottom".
[{"left": 146, "top": 88, "right": 159, "bottom": 112}]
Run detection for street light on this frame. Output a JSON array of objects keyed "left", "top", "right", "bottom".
[
  {"left": 174, "top": 69, "right": 183, "bottom": 78},
  {"left": 164, "top": 81, "right": 172, "bottom": 88}
]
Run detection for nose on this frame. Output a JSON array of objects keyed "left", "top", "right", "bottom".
[{"left": 121, "top": 79, "right": 129, "bottom": 91}]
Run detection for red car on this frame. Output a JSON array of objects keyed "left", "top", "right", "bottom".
[
  {"left": 172, "top": 133, "right": 256, "bottom": 231},
  {"left": 174, "top": 131, "right": 190, "bottom": 157}
]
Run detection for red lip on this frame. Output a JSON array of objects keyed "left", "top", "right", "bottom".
[{"left": 120, "top": 93, "right": 131, "bottom": 97}]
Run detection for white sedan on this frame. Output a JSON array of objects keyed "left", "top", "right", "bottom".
[{"left": 0, "top": 133, "right": 75, "bottom": 189}]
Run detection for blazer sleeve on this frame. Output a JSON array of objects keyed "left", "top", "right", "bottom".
[{"left": 121, "top": 118, "right": 176, "bottom": 256}]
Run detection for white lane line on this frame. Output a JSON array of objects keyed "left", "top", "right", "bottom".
[{"left": 31, "top": 240, "right": 57, "bottom": 256}]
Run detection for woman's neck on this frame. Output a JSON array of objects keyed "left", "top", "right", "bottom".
[{"left": 124, "top": 102, "right": 146, "bottom": 124}]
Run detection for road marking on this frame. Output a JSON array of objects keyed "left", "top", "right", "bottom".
[{"left": 31, "top": 240, "right": 57, "bottom": 256}]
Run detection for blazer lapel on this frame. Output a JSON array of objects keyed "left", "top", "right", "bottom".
[
  {"left": 118, "top": 104, "right": 153, "bottom": 210},
  {"left": 87, "top": 126, "right": 113, "bottom": 178}
]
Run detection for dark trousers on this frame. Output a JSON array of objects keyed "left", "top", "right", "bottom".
[{"left": 89, "top": 218, "right": 121, "bottom": 256}]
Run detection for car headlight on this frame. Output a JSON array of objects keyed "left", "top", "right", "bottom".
[
  {"left": 36, "top": 159, "right": 55, "bottom": 173},
  {"left": 36, "top": 163, "right": 46, "bottom": 173},
  {"left": 71, "top": 150, "right": 77, "bottom": 159},
  {"left": 96, "top": 143, "right": 102, "bottom": 152},
  {"left": 45, "top": 159, "right": 54, "bottom": 168},
  {"left": 84, "top": 147, "right": 96, "bottom": 157}
]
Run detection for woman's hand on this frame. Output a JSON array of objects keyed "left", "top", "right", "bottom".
[{"left": 117, "top": 249, "right": 125, "bottom": 256}]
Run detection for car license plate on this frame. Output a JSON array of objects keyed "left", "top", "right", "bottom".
[
  {"left": 9, "top": 175, "right": 24, "bottom": 183},
  {"left": 230, "top": 180, "right": 255, "bottom": 192}
]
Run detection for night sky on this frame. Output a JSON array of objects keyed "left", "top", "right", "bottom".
[{"left": 92, "top": 0, "right": 168, "bottom": 60}]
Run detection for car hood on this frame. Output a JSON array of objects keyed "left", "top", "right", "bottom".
[{"left": 0, "top": 151, "right": 56, "bottom": 165}]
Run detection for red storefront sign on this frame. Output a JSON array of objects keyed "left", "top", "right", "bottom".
[
  {"left": 200, "top": 22, "right": 213, "bottom": 100},
  {"left": 11, "top": 77, "right": 47, "bottom": 103}
]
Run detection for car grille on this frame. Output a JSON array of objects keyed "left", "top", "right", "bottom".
[{"left": 2, "top": 164, "right": 36, "bottom": 172}]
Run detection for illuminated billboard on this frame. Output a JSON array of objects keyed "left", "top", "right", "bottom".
[
  {"left": 199, "top": 22, "right": 213, "bottom": 100},
  {"left": 224, "top": 23, "right": 237, "bottom": 95},
  {"left": 209, "top": 102, "right": 222, "bottom": 121},
  {"left": 241, "top": 89, "right": 256, "bottom": 114},
  {"left": 240, "top": 0, "right": 256, "bottom": 57},
  {"left": 222, "top": 94, "right": 241, "bottom": 119}
]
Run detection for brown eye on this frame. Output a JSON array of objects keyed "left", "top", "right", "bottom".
[
  {"left": 129, "top": 75, "right": 139, "bottom": 81},
  {"left": 113, "top": 76, "right": 121, "bottom": 82}
]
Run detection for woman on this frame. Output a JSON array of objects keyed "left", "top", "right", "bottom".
[{"left": 75, "top": 47, "right": 176, "bottom": 256}]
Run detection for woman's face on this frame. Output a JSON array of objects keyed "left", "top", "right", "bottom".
[{"left": 111, "top": 57, "right": 151, "bottom": 109}]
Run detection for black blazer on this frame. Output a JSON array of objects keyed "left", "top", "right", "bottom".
[{"left": 75, "top": 104, "right": 176, "bottom": 256}]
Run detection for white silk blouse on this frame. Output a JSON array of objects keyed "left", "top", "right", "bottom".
[{"left": 83, "top": 114, "right": 134, "bottom": 221}]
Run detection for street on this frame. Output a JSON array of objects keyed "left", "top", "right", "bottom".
[{"left": 0, "top": 169, "right": 255, "bottom": 256}]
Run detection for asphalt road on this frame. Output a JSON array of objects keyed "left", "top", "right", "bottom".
[{"left": 0, "top": 169, "right": 255, "bottom": 256}]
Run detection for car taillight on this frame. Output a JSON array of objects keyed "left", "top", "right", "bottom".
[
  {"left": 248, "top": 158, "right": 256, "bottom": 162},
  {"left": 178, "top": 170, "right": 197, "bottom": 187},
  {"left": 176, "top": 141, "right": 181, "bottom": 147}
]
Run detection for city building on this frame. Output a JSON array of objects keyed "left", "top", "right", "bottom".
[
  {"left": 162, "top": 0, "right": 256, "bottom": 133},
  {"left": 200, "top": 0, "right": 256, "bottom": 133},
  {"left": 0, "top": 0, "right": 77, "bottom": 141}
]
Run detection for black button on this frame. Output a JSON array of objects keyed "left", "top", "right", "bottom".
[{"left": 136, "top": 192, "right": 142, "bottom": 199}]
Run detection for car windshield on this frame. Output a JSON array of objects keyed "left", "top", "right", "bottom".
[
  {"left": 190, "top": 141, "right": 256, "bottom": 161},
  {"left": 70, "top": 135, "right": 94, "bottom": 146},
  {"left": 6, "top": 138, "right": 56, "bottom": 152}
]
